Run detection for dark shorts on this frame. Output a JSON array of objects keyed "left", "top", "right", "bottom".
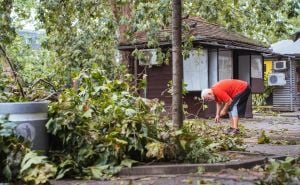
[{"left": 228, "top": 86, "right": 251, "bottom": 117}]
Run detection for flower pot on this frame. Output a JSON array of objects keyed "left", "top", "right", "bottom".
[{"left": 0, "top": 101, "right": 49, "bottom": 151}]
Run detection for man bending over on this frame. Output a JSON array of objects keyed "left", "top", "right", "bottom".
[{"left": 201, "top": 79, "right": 251, "bottom": 135}]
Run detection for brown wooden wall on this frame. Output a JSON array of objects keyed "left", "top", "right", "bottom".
[
  {"left": 132, "top": 63, "right": 253, "bottom": 118},
  {"left": 251, "top": 78, "right": 264, "bottom": 93}
]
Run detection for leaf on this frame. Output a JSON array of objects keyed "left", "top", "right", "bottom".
[
  {"left": 20, "top": 151, "right": 57, "bottom": 184},
  {"left": 207, "top": 143, "right": 221, "bottom": 150},
  {"left": 3, "top": 165, "right": 12, "bottom": 180},
  {"left": 258, "top": 130, "right": 270, "bottom": 144},
  {"left": 179, "top": 139, "right": 187, "bottom": 150},
  {"left": 145, "top": 142, "right": 165, "bottom": 160},
  {"left": 175, "top": 130, "right": 183, "bottom": 136},
  {"left": 20, "top": 152, "right": 48, "bottom": 173},
  {"left": 82, "top": 108, "right": 93, "bottom": 118},
  {"left": 88, "top": 164, "right": 110, "bottom": 179},
  {"left": 56, "top": 168, "right": 72, "bottom": 180},
  {"left": 120, "top": 159, "right": 138, "bottom": 168},
  {"left": 125, "top": 108, "right": 136, "bottom": 116},
  {"left": 115, "top": 138, "right": 128, "bottom": 145}
]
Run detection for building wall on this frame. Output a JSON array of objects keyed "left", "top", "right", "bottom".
[
  {"left": 17, "top": 30, "right": 44, "bottom": 49},
  {"left": 130, "top": 50, "right": 256, "bottom": 118},
  {"left": 272, "top": 59, "right": 300, "bottom": 111},
  {"left": 144, "top": 62, "right": 218, "bottom": 118},
  {"left": 264, "top": 60, "right": 273, "bottom": 76}
]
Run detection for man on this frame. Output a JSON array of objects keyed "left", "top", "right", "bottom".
[{"left": 201, "top": 79, "right": 251, "bottom": 135}]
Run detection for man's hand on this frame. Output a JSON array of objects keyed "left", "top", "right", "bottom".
[
  {"left": 215, "top": 115, "right": 220, "bottom": 123},
  {"left": 220, "top": 109, "right": 227, "bottom": 117}
]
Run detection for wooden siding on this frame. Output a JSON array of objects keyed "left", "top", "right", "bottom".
[
  {"left": 251, "top": 78, "right": 264, "bottom": 93},
  {"left": 137, "top": 59, "right": 253, "bottom": 118}
]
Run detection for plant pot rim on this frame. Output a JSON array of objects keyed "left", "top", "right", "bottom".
[
  {"left": 0, "top": 101, "right": 50, "bottom": 105},
  {"left": 0, "top": 101, "right": 49, "bottom": 114}
]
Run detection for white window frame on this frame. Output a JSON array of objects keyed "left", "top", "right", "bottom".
[{"left": 183, "top": 49, "right": 208, "bottom": 91}]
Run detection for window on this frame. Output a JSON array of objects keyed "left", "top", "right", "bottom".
[
  {"left": 218, "top": 50, "right": 233, "bottom": 80},
  {"left": 208, "top": 49, "right": 218, "bottom": 86},
  {"left": 238, "top": 55, "right": 251, "bottom": 83},
  {"left": 251, "top": 55, "right": 263, "bottom": 78},
  {"left": 138, "top": 49, "right": 158, "bottom": 66},
  {"left": 183, "top": 49, "right": 208, "bottom": 91}
]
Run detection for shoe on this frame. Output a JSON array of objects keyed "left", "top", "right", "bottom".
[
  {"left": 226, "top": 127, "right": 234, "bottom": 134},
  {"left": 228, "top": 128, "right": 240, "bottom": 135}
]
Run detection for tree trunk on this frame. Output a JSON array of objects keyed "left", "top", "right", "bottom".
[
  {"left": 172, "top": 0, "right": 183, "bottom": 129},
  {"left": 110, "top": 0, "right": 132, "bottom": 66}
]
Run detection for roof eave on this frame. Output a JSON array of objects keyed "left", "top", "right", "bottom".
[{"left": 118, "top": 39, "right": 271, "bottom": 54}]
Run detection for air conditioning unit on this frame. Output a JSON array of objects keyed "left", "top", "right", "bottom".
[
  {"left": 139, "top": 49, "right": 158, "bottom": 66},
  {"left": 268, "top": 73, "right": 286, "bottom": 86},
  {"left": 273, "top": 60, "right": 287, "bottom": 70}
]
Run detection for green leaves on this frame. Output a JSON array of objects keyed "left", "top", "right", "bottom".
[
  {"left": 256, "top": 157, "right": 300, "bottom": 184},
  {"left": 174, "top": 119, "right": 245, "bottom": 163},
  {"left": 120, "top": 158, "right": 138, "bottom": 168},
  {"left": 0, "top": 117, "right": 17, "bottom": 136},
  {"left": 20, "top": 151, "right": 57, "bottom": 184},
  {"left": 258, "top": 130, "right": 271, "bottom": 144},
  {"left": 0, "top": 117, "right": 28, "bottom": 183},
  {"left": 37, "top": 0, "right": 119, "bottom": 83},
  {"left": 185, "top": 0, "right": 300, "bottom": 44},
  {"left": 145, "top": 142, "right": 166, "bottom": 160},
  {"left": 46, "top": 67, "right": 165, "bottom": 179}
]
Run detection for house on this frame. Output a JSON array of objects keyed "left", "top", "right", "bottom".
[
  {"left": 17, "top": 30, "right": 44, "bottom": 49},
  {"left": 265, "top": 30, "right": 300, "bottom": 111},
  {"left": 118, "top": 17, "right": 271, "bottom": 118}
]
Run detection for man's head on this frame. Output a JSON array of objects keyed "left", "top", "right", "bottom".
[{"left": 201, "top": 88, "right": 215, "bottom": 101}]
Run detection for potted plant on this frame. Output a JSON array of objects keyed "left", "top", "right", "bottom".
[{"left": 0, "top": 44, "right": 55, "bottom": 151}]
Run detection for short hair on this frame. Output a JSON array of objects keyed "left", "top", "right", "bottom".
[{"left": 201, "top": 88, "right": 211, "bottom": 100}]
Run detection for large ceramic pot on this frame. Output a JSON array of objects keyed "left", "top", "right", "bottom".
[{"left": 0, "top": 101, "right": 49, "bottom": 151}]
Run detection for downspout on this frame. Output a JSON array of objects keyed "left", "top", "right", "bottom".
[{"left": 289, "top": 57, "right": 293, "bottom": 111}]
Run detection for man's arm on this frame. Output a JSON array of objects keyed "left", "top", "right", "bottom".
[
  {"left": 220, "top": 98, "right": 232, "bottom": 116},
  {"left": 215, "top": 102, "right": 223, "bottom": 123}
]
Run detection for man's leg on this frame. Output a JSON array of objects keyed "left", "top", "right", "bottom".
[
  {"left": 229, "top": 100, "right": 239, "bottom": 129},
  {"left": 232, "top": 116, "right": 239, "bottom": 129}
]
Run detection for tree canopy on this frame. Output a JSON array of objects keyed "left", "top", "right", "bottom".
[{"left": 1, "top": 0, "right": 299, "bottom": 78}]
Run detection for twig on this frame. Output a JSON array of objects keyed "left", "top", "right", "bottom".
[
  {"left": 31, "top": 78, "right": 57, "bottom": 92},
  {"left": 0, "top": 44, "right": 25, "bottom": 98},
  {"left": 144, "top": 160, "right": 157, "bottom": 165},
  {"left": 39, "top": 92, "right": 58, "bottom": 101}
]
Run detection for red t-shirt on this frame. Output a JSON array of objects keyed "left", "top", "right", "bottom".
[{"left": 211, "top": 79, "right": 248, "bottom": 103}]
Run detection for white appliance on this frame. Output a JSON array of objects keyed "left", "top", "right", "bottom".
[{"left": 268, "top": 73, "right": 286, "bottom": 86}]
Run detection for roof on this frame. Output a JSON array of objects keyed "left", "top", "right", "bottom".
[
  {"left": 271, "top": 39, "right": 300, "bottom": 55},
  {"left": 118, "top": 17, "right": 270, "bottom": 53}
]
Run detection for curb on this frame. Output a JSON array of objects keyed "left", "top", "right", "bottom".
[
  {"left": 119, "top": 157, "right": 267, "bottom": 176},
  {"left": 119, "top": 154, "right": 287, "bottom": 176}
]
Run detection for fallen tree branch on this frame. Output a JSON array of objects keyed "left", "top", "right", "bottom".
[
  {"left": 31, "top": 78, "right": 57, "bottom": 92},
  {"left": 0, "top": 44, "right": 25, "bottom": 98}
]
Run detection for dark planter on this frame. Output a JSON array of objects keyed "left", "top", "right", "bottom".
[{"left": 0, "top": 101, "right": 49, "bottom": 151}]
